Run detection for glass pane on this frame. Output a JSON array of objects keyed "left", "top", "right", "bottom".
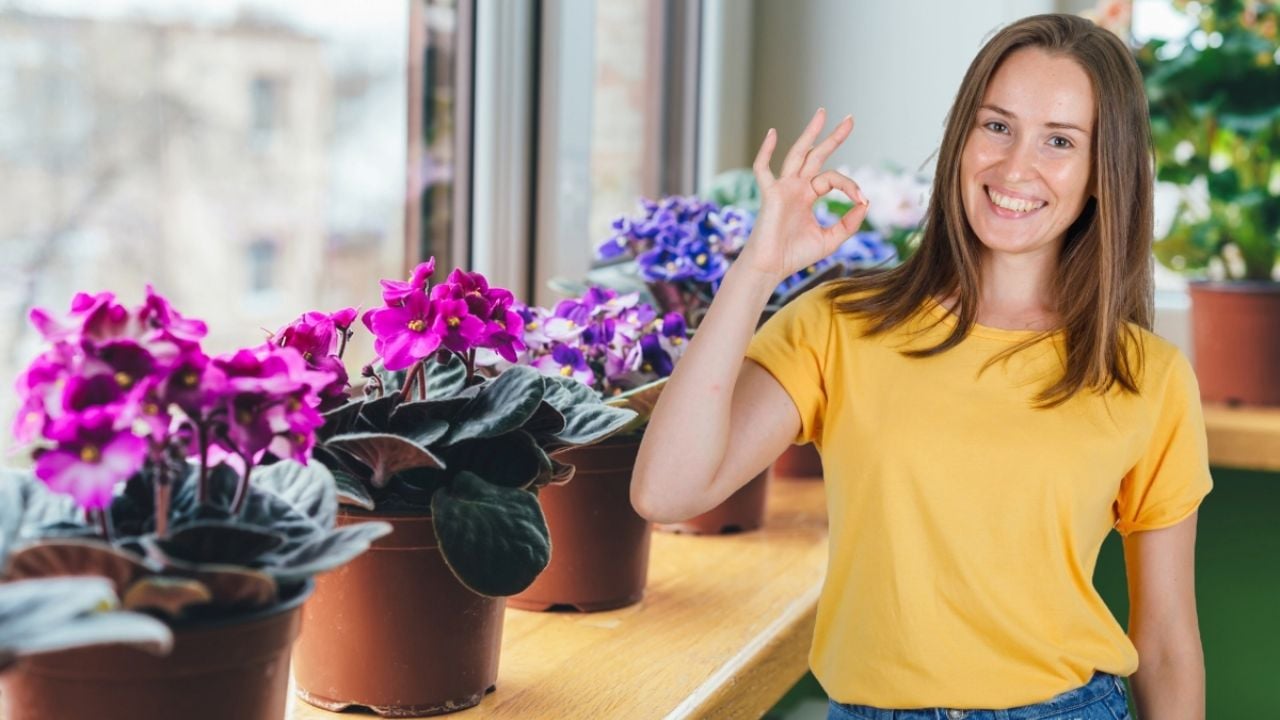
[{"left": 0, "top": 1, "right": 463, "bottom": 456}]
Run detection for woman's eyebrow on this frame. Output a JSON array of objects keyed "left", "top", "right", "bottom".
[{"left": 979, "top": 104, "right": 1091, "bottom": 136}]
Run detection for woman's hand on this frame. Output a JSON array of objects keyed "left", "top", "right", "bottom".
[{"left": 736, "top": 108, "right": 870, "bottom": 282}]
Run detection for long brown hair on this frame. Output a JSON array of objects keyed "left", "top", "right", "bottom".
[{"left": 828, "top": 13, "right": 1154, "bottom": 407}]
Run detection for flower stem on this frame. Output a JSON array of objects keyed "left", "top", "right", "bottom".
[
  {"left": 197, "top": 423, "right": 210, "bottom": 504},
  {"left": 95, "top": 509, "right": 114, "bottom": 543},
  {"left": 154, "top": 478, "right": 171, "bottom": 539},
  {"left": 337, "top": 328, "right": 351, "bottom": 359},
  {"left": 465, "top": 349, "right": 476, "bottom": 385},
  {"left": 230, "top": 457, "right": 253, "bottom": 515},
  {"left": 417, "top": 360, "right": 428, "bottom": 401}
]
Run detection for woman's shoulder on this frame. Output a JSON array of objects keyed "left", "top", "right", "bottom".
[{"left": 1121, "top": 322, "right": 1194, "bottom": 392}]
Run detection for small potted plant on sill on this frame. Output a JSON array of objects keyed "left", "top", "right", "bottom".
[
  {"left": 1139, "top": 0, "right": 1280, "bottom": 405},
  {"left": 0, "top": 287, "right": 390, "bottom": 720},
  {"left": 475, "top": 285, "right": 686, "bottom": 609},
  {"left": 288, "top": 259, "right": 637, "bottom": 717}
]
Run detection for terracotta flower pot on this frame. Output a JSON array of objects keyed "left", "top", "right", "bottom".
[
  {"left": 509, "top": 439, "right": 652, "bottom": 612},
  {"left": 1189, "top": 281, "right": 1280, "bottom": 406},
  {"left": 292, "top": 511, "right": 505, "bottom": 717},
  {"left": 655, "top": 470, "right": 770, "bottom": 535},
  {"left": 769, "top": 443, "right": 823, "bottom": 480},
  {"left": 0, "top": 584, "right": 310, "bottom": 720}
]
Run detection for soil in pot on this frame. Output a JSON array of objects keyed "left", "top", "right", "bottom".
[
  {"left": 0, "top": 584, "right": 310, "bottom": 720},
  {"left": 655, "top": 469, "right": 770, "bottom": 535},
  {"left": 509, "top": 439, "right": 652, "bottom": 612},
  {"left": 291, "top": 512, "right": 505, "bottom": 718}
]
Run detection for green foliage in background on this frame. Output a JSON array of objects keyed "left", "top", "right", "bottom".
[{"left": 1141, "top": 0, "right": 1280, "bottom": 280}]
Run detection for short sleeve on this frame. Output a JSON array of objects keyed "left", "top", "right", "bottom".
[
  {"left": 1113, "top": 351, "right": 1214, "bottom": 537},
  {"left": 743, "top": 283, "right": 833, "bottom": 445}
]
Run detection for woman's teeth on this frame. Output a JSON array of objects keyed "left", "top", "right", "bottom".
[{"left": 987, "top": 188, "right": 1046, "bottom": 213}]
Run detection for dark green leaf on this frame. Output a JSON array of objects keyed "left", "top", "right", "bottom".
[
  {"left": 267, "top": 521, "right": 392, "bottom": 585},
  {"left": 425, "top": 353, "right": 468, "bottom": 399},
  {"left": 250, "top": 460, "right": 338, "bottom": 529},
  {"left": 326, "top": 432, "right": 445, "bottom": 488},
  {"left": 552, "top": 404, "right": 637, "bottom": 447},
  {"left": 0, "top": 577, "right": 172, "bottom": 662},
  {"left": 445, "top": 366, "right": 545, "bottom": 445},
  {"left": 152, "top": 522, "right": 284, "bottom": 566},
  {"left": 357, "top": 394, "right": 400, "bottom": 432},
  {"left": 442, "top": 431, "right": 546, "bottom": 489},
  {"left": 431, "top": 471, "right": 549, "bottom": 596},
  {"left": 332, "top": 467, "right": 375, "bottom": 510},
  {"left": 318, "top": 400, "right": 363, "bottom": 441}
]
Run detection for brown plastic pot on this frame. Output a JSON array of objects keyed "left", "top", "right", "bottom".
[
  {"left": 770, "top": 443, "right": 823, "bottom": 480},
  {"left": 1189, "top": 281, "right": 1280, "bottom": 406},
  {"left": 509, "top": 439, "right": 652, "bottom": 612},
  {"left": 292, "top": 511, "right": 505, "bottom": 717},
  {"left": 655, "top": 470, "right": 770, "bottom": 535},
  {"left": 0, "top": 584, "right": 310, "bottom": 720}
]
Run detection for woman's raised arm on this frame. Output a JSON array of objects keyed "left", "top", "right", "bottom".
[{"left": 630, "top": 107, "right": 868, "bottom": 524}]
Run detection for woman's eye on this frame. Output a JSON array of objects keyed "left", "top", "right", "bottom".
[
  {"left": 1049, "top": 135, "right": 1074, "bottom": 149},
  {"left": 984, "top": 121, "right": 1009, "bottom": 133}
]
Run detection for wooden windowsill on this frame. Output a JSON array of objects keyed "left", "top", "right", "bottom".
[
  {"left": 288, "top": 478, "right": 830, "bottom": 720},
  {"left": 1203, "top": 403, "right": 1280, "bottom": 472}
]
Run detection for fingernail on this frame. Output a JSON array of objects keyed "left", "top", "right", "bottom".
[
  {"left": 817, "top": 106, "right": 826, "bottom": 114},
  {"left": 844, "top": 114, "right": 853, "bottom": 123}
]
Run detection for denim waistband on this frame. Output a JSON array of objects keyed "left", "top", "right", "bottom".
[{"left": 829, "top": 670, "right": 1125, "bottom": 720}]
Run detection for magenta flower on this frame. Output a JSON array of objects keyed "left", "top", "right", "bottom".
[
  {"left": 35, "top": 409, "right": 146, "bottom": 510},
  {"left": 380, "top": 259, "right": 436, "bottom": 304},
  {"left": 330, "top": 307, "right": 359, "bottom": 332},
  {"left": 275, "top": 311, "right": 338, "bottom": 362},
  {"left": 139, "top": 285, "right": 208, "bottom": 345},
  {"left": 362, "top": 291, "right": 444, "bottom": 371},
  {"left": 430, "top": 297, "right": 487, "bottom": 353}
]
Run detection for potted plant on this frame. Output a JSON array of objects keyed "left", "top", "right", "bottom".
[
  {"left": 1140, "top": 0, "right": 1280, "bottom": 404},
  {"left": 289, "top": 259, "right": 637, "bottom": 717},
  {"left": 0, "top": 287, "right": 390, "bottom": 720},
  {"left": 473, "top": 285, "right": 685, "bottom": 609}
]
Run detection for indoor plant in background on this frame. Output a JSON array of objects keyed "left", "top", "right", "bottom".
[
  {"left": 480, "top": 285, "right": 683, "bottom": 609},
  {"left": 289, "top": 259, "right": 636, "bottom": 717},
  {"left": 0, "top": 288, "right": 390, "bottom": 720},
  {"left": 1140, "top": 0, "right": 1280, "bottom": 404}
]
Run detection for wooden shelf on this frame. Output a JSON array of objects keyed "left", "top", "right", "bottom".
[
  {"left": 1204, "top": 403, "right": 1280, "bottom": 472},
  {"left": 288, "top": 478, "right": 829, "bottom": 720}
]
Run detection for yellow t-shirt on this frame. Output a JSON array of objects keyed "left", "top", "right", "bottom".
[{"left": 744, "top": 282, "right": 1213, "bottom": 710}]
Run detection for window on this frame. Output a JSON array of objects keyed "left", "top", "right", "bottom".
[{"left": 0, "top": 1, "right": 470, "bottom": 456}]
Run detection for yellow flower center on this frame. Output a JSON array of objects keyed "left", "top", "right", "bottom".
[
  {"left": 559, "top": 366, "right": 574, "bottom": 377},
  {"left": 287, "top": 397, "right": 301, "bottom": 411},
  {"left": 408, "top": 319, "right": 426, "bottom": 332},
  {"left": 237, "top": 409, "right": 254, "bottom": 425},
  {"left": 302, "top": 351, "right": 312, "bottom": 361},
  {"left": 641, "top": 362, "right": 653, "bottom": 372},
  {"left": 525, "top": 321, "right": 539, "bottom": 331},
  {"left": 566, "top": 320, "right": 577, "bottom": 329},
  {"left": 80, "top": 444, "right": 100, "bottom": 463},
  {"left": 696, "top": 253, "right": 707, "bottom": 265},
  {"left": 183, "top": 372, "right": 199, "bottom": 387},
  {"left": 447, "top": 316, "right": 461, "bottom": 328},
  {"left": 144, "top": 402, "right": 160, "bottom": 415},
  {"left": 672, "top": 337, "right": 683, "bottom": 345},
  {"left": 494, "top": 318, "right": 505, "bottom": 329},
  {"left": 113, "top": 371, "right": 133, "bottom": 388}
]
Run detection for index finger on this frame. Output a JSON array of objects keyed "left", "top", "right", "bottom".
[{"left": 752, "top": 128, "right": 778, "bottom": 190}]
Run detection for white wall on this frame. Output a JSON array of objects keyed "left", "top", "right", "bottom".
[{"left": 744, "top": 0, "right": 1055, "bottom": 175}]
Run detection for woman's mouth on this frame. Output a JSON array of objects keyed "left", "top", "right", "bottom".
[{"left": 985, "top": 186, "right": 1047, "bottom": 217}]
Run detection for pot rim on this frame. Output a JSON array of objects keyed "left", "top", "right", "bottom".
[{"left": 1187, "top": 279, "right": 1280, "bottom": 293}]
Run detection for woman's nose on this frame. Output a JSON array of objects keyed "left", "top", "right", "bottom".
[{"left": 998, "top": 138, "right": 1039, "bottom": 183}]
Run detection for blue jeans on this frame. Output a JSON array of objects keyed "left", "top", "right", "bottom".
[{"left": 827, "top": 670, "right": 1133, "bottom": 720}]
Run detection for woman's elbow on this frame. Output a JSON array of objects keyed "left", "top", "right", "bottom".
[{"left": 629, "top": 469, "right": 694, "bottom": 525}]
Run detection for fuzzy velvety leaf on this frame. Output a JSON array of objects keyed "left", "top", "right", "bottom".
[
  {"left": 387, "top": 401, "right": 452, "bottom": 444},
  {"left": 382, "top": 467, "right": 446, "bottom": 510},
  {"left": 0, "top": 577, "right": 172, "bottom": 663},
  {"left": 3, "top": 469, "right": 87, "bottom": 548},
  {"left": 266, "top": 521, "right": 392, "bottom": 585},
  {"left": 550, "top": 403, "right": 637, "bottom": 447},
  {"left": 121, "top": 576, "right": 213, "bottom": 617},
  {"left": 539, "top": 458, "right": 577, "bottom": 488},
  {"left": 523, "top": 401, "right": 567, "bottom": 437},
  {"left": 166, "top": 462, "right": 239, "bottom": 528},
  {"left": 431, "top": 471, "right": 549, "bottom": 597},
  {"left": 541, "top": 374, "right": 597, "bottom": 412},
  {"left": 444, "top": 366, "right": 545, "bottom": 446},
  {"left": 442, "top": 431, "right": 546, "bottom": 489},
  {"left": 251, "top": 460, "right": 338, "bottom": 530},
  {"left": 425, "top": 353, "right": 468, "bottom": 399},
  {"left": 357, "top": 394, "right": 400, "bottom": 432},
  {"left": 152, "top": 522, "right": 284, "bottom": 566},
  {"left": 319, "top": 399, "right": 364, "bottom": 441},
  {"left": 4, "top": 539, "right": 155, "bottom": 591},
  {"left": 331, "top": 466, "right": 375, "bottom": 510},
  {"left": 325, "top": 433, "right": 445, "bottom": 489}
]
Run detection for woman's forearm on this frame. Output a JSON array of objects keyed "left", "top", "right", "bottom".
[
  {"left": 630, "top": 263, "right": 778, "bottom": 522},
  {"left": 1130, "top": 650, "right": 1205, "bottom": 719}
]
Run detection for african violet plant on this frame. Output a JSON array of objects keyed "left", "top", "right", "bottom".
[
  {"left": 0, "top": 475, "right": 172, "bottom": 672},
  {"left": 2, "top": 288, "right": 390, "bottom": 622},
  {"left": 291, "top": 259, "right": 637, "bottom": 597}
]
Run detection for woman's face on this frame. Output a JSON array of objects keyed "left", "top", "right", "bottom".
[{"left": 959, "top": 47, "right": 1095, "bottom": 260}]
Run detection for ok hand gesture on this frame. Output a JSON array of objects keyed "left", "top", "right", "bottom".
[{"left": 737, "top": 108, "right": 870, "bottom": 283}]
